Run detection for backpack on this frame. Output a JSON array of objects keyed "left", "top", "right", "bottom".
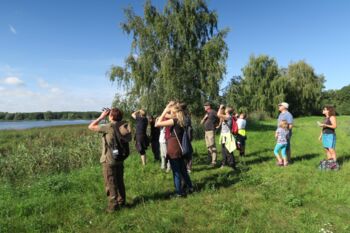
[
  {"left": 173, "top": 127, "right": 193, "bottom": 158},
  {"left": 181, "top": 129, "right": 193, "bottom": 157},
  {"left": 111, "top": 121, "right": 132, "bottom": 161},
  {"left": 184, "top": 115, "right": 193, "bottom": 141},
  {"left": 231, "top": 116, "right": 238, "bottom": 135},
  {"left": 318, "top": 159, "right": 339, "bottom": 171}
]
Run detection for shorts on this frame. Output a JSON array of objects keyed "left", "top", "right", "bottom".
[
  {"left": 274, "top": 143, "right": 287, "bottom": 158},
  {"left": 205, "top": 130, "right": 216, "bottom": 148},
  {"left": 135, "top": 134, "right": 149, "bottom": 155},
  {"left": 322, "top": 133, "right": 336, "bottom": 149}
]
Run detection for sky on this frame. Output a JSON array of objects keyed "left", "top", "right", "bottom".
[{"left": 1, "top": 0, "right": 349, "bottom": 113}]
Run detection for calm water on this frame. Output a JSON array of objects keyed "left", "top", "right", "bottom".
[{"left": 0, "top": 120, "right": 91, "bottom": 130}]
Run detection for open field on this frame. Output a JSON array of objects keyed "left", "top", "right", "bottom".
[{"left": 1, "top": 116, "right": 350, "bottom": 233}]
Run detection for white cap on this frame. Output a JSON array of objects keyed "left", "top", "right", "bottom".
[{"left": 278, "top": 102, "right": 289, "bottom": 109}]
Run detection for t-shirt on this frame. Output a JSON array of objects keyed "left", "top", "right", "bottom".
[
  {"left": 150, "top": 121, "right": 160, "bottom": 141},
  {"left": 276, "top": 127, "right": 289, "bottom": 144},
  {"left": 204, "top": 110, "right": 218, "bottom": 131},
  {"left": 237, "top": 118, "right": 246, "bottom": 129},
  {"left": 159, "top": 127, "right": 166, "bottom": 143},
  {"left": 136, "top": 116, "right": 148, "bottom": 135},
  {"left": 170, "top": 118, "right": 184, "bottom": 141},
  {"left": 277, "top": 111, "right": 293, "bottom": 135},
  {"left": 220, "top": 116, "right": 231, "bottom": 134}
]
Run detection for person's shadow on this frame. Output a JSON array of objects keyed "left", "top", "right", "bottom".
[
  {"left": 337, "top": 154, "right": 350, "bottom": 165},
  {"left": 291, "top": 153, "right": 320, "bottom": 163}
]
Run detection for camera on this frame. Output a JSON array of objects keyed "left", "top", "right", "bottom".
[{"left": 102, "top": 107, "right": 111, "bottom": 112}]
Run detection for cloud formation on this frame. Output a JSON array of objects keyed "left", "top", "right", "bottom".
[
  {"left": 2, "top": 77, "right": 25, "bottom": 86},
  {"left": 9, "top": 25, "right": 17, "bottom": 34}
]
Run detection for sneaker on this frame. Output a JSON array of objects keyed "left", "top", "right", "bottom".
[
  {"left": 210, "top": 162, "right": 216, "bottom": 168},
  {"left": 187, "top": 169, "right": 191, "bottom": 174}
]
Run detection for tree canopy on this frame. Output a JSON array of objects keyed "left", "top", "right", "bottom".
[
  {"left": 224, "top": 55, "right": 325, "bottom": 117},
  {"left": 109, "top": 0, "right": 228, "bottom": 115}
]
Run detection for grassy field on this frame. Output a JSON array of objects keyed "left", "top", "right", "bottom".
[{"left": 1, "top": 116, "right": 350, "bottom": 233}]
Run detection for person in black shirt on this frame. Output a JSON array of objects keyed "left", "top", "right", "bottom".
[
  {"left": 132, "top": 109, "right": 149, "bottom": 166},
  {"left": 148, "top": 115, "right": 161, "bottom": 161}
]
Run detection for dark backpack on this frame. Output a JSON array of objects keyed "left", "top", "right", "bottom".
[
  {"left": 111, "top": 121, "right": 132, "bottom": 161},
  {"left": 181, "top": 129, "right": 193, "bottom": 157},
  {"left": 184, "top": 115, "right": 193, "bottom": 141},
  {"left": 319, "top": 159, "right": 339, "bottom": 171},
  {"left": 173, "top": 127, "right": 193, "bottom": 158}
]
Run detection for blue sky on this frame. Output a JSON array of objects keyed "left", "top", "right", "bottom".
[{"left": 1, "top": 0, "right": 349, "bottom": 112}]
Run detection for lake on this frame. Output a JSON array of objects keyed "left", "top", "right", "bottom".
[{"left": 0, "top": 120, "right": 92, "bottom": 130}]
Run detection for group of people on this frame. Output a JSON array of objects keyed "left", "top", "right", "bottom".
[
  {"left": 88, "top": 100, "right": 338, "bottom": 212},
  {"left": 273, "top": 102, "right": 337, "bottom": 167}
]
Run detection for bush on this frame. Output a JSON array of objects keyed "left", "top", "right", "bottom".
[
  {"left": 191, "top": 117, "right": 205, "bottom": 140},
  {"left": 247, "top": 111, "right": 271, "bottom": 121}
]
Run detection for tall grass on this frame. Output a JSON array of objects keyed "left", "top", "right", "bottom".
[
  {"left": 1, "top": 116, "right": 350, "bottom": 233},
  {"left": 0, "top": 125, "right": 100, "bottom": 182}
]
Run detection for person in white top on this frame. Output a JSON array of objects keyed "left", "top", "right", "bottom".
[
  {"left": 236, "top": 113, "right": 247, "bottom": 156},
  {"left": 159, "top": 125, "right": 171, "bottom": 172}
]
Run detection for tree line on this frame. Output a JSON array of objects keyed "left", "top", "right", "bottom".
[
  {"left": 109, "top": 0, "right": 349, "bottom": 118},
  {"left": 0, "top": 111, "right": 100, "bottom": 121}
]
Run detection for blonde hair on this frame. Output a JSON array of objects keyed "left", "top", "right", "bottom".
[
  {"left": 139, "top": 109, "right": 146, "bottom": 117},
  {"left": 225, "top": 107, "right": 233, "bottom": 115},
  {"left": 279, "top": 120, "right": 288, "bottom": 129},
  {"left": 172, "top": 106, "right": 185, "bottom": 127}
]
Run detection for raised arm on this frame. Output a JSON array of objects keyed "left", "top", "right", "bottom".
[
  {"left": 155, "top": 102, "right": 175, "bottom": 127},
  {"left": 88, "top": 110, "right": 109, "bottom": 132},
  {"left": 217, "top": 104, "right": 230, "bottom": 120},
  {"left": 131, "top": 110, "right": 139, "bottom": 119}
]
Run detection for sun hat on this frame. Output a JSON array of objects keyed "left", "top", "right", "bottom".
[{"left": 278, "top": 102, "right": 289, "bottom": 109}]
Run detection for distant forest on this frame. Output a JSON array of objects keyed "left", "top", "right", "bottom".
[{"left": 0, "top": 111, "right": 100, "bottom": 121}]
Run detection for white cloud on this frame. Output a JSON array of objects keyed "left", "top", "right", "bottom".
[
  {"left": 2, "top": 77, "right": 25, "bottom": 86},
  {"left": 9, "top": 25, "right": 17, "bottom": 34},
  {"left": 36, "top": 78, "right": 62, "bottom": 94},
  {"left": 0, "top": 86, "right": 5, "bottom": 91}
]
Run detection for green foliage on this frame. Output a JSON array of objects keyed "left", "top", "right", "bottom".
[
  {"left": 110, "top": 0, "right": 228, "bottom": 115},
  {"left": 322, "top": 84, "right": 350, "bottom": 115},
  {"left": 224, "top": 56, "right": 325, "bottom": 117},
  {"left": 242, "top": 55, "right": 279, "bottom": 114}
]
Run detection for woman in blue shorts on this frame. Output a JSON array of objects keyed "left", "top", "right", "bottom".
[{"left": 318, "top": 106, "right": 337, "bottom": 161}]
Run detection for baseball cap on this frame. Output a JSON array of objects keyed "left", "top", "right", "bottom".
[{"left": 278, "top": 102, "right": 289, "bottom": 109}]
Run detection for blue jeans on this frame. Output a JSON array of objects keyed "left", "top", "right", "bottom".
[{"left": 169, "top": 158, "right": 193, "bottom": 196}]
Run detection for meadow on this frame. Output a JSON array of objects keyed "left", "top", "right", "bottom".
[{"left": 0, "top": 116, "right": 350, "bottom": 233}]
